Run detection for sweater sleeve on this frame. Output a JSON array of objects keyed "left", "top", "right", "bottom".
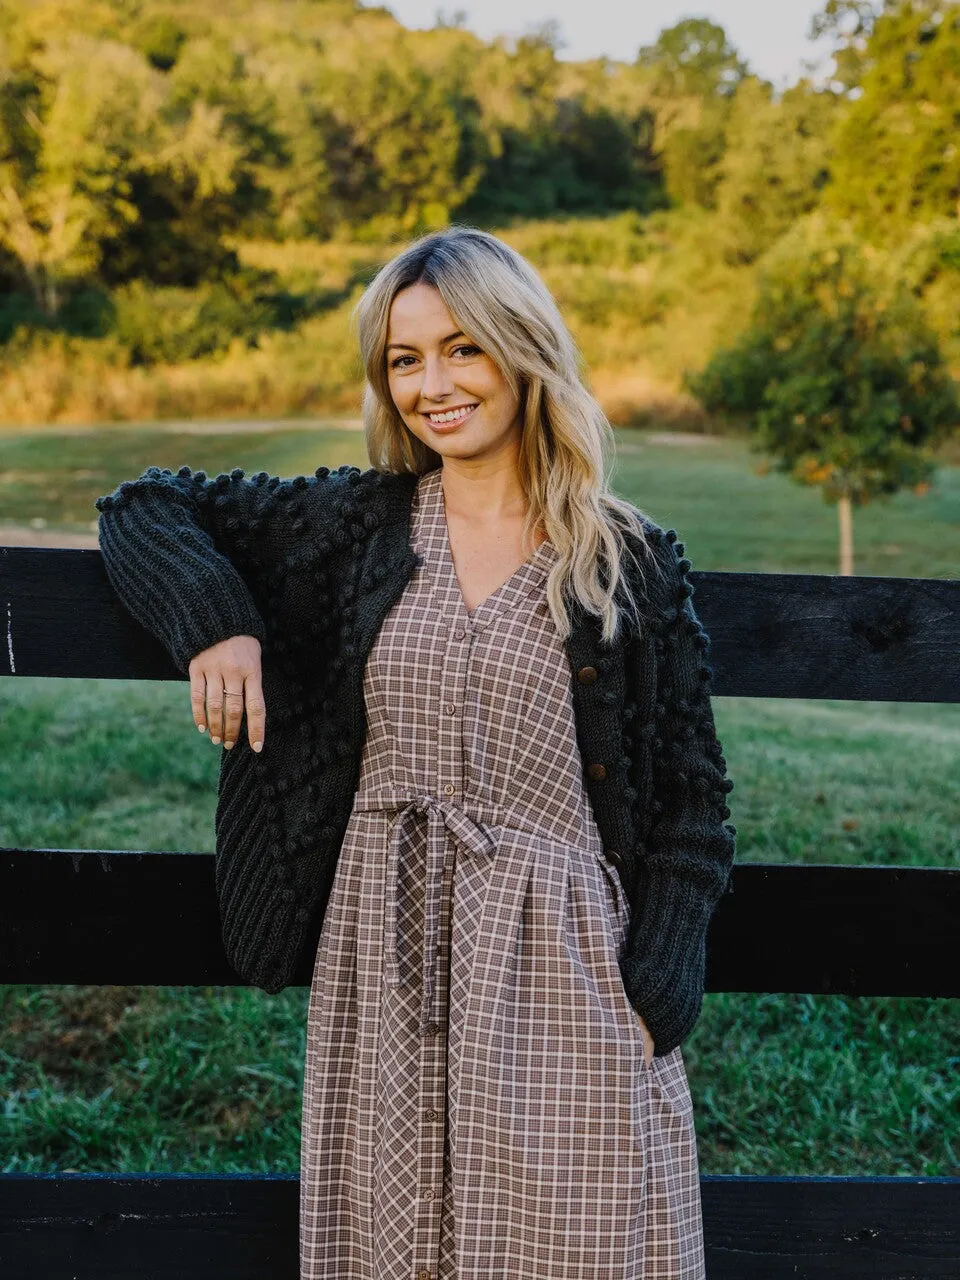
[
  {"left": 619, "top": 526, "right": 737, "bottom": 1057},
  {"left": 95, "top": 465, "right": 270, "bottom": 675}
]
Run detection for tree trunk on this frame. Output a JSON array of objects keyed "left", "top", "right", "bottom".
[
  {"left": 838, "top": 492, "right": 854, "bottom": 576},
  {"left": 43, "top": 269, "right": 60, "bottom": 320}
]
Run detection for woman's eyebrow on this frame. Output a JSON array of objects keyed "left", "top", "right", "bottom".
[{"left": 386, "top": 331, "right": 465, "bottom": 352}]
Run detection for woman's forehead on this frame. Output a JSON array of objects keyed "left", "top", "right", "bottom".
[{"left": 388, "top": 283, "right": 460, "bottom": 343}]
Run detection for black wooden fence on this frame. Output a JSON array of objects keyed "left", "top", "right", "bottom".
[{"left": 1, "top": 542, "right": 958, "bottom": 1278}]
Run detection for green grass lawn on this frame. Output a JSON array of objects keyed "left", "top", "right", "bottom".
[{"left": 1, "top": 423, "right": 958, "bottom": 1178}]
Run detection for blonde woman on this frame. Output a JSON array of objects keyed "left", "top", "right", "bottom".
[{"left": 96, "top": 225, "right": 736, "bottom": 1279}]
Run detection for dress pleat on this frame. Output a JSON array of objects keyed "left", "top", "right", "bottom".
[{"left": 300, "top": 466, "right": 705, "bottom": 1279}]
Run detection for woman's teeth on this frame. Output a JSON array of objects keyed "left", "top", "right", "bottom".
[{"left": 425, "top": 404, "right": 477, "bottom": 424}]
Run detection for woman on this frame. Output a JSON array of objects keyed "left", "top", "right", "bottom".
[{"left": 95, "top": 225, "right": 736, "bottom": 1280}]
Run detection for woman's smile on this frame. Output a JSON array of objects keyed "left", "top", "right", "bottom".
[{"left": 422, "top": 403, "right": 479, "bottom": 432}]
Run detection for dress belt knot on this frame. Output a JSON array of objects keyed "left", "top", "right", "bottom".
[{"left": 351, "top": 790, "right": 497, "bottom": 1029}]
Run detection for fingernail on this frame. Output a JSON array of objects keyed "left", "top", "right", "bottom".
[
  {"left": 252, "top": 741, "right": 263, "bottom": 753},
  {"left": 224, "top": 740, "right": 234, "bottom": 750},
  {"left": 211, "top": 736, "right": 221, "bottom": 745}
]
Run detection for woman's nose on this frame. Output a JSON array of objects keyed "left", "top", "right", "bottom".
[{"left": 420, "top": 355, "right": 454, "bottom": 399}]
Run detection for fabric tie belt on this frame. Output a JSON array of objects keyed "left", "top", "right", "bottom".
[{"left": 350, "top": 791, "right": 497, "bottom": 1030}]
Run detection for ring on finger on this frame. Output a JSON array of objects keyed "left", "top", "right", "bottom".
[{"left": 221, "top": 689, "right": 245, "bottom": 748}]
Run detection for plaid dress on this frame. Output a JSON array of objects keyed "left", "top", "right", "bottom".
[{"left": 300, "top": 466, "right": 705, "bottom": 1279}]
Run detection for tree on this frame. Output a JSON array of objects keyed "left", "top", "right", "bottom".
[
  {"left": 809, "top": 0, "right": 888, "bottom": 92},
  {"left": 714, "top": 77, "right": 838, "bottom": 263},
  {"left": 823, "top": 1, "right": 960, "bottom": 239},
  {"left": 636, "top": 19, "right": 751, "bottom": 212},
  {"left": 0, "top": 23, "right": 260, "bottom": 306},
  {"left": 636, "top": 18, "right": 749, "bottom": 98},
  {"left": 312, "top": 32, "right": 486, "bottom": 239},
  {"left": 686, "top": 214, "right": 959, "bottom": 574},
  {"left": 0, "top": 34, "right": 164, "bottom": 314}
]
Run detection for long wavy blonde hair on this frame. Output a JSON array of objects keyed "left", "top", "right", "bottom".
[{"left": 351, "top": 225, "right": 666, "bottom": 646}]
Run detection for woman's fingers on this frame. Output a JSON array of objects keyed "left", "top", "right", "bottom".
[
  {"left": 206, "top": 680, "right": 225, "bottom": 745},
  {"left": 243, "top": 669, "right": 266, "bottom": 753},
  {"left": 222, "top": 687, "right": 245, "bottom": 748},
  {"left": 187, "top": 636, "right": 264, "bottom": 751},
  {"left": 190, "top": 667, "right": 208, "bottom": 735}
]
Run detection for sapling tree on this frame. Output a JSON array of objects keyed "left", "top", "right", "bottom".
[{"left": 686, "top": 213, "right": 959, "bottom": 574}]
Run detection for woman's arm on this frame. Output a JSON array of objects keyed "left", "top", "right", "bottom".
[
  {"left": 620, "top": 528, "right": 737, "bottom": 1057},
  {"left": 95, "top": 465, "right": 274, "bottom": 675}
]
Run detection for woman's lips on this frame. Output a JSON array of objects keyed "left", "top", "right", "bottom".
[{"left": 422, "top": 404, "right": 478, "bottom": 432}]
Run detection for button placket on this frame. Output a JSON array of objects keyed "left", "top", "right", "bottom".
[{"left": 412, "top": 602, "right": 470, "bottom": 1276}]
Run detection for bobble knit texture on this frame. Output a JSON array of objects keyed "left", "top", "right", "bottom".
[{"left": 95, "top": 463, "right": 736, "bottom": 1058}]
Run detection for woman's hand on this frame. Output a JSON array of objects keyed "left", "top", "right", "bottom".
[
  {"left": 637, "top": 1013, "right": 655, "bottom": 1067},
  {"left": 188, "top": 635, "right": 266, "bottom": 753}
]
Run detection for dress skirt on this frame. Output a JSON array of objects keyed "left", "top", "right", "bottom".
[{"left": 299, "top": 466, "right": 705, "bottom": 1279}]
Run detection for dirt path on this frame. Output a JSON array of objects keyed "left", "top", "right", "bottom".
[
  {"left": 1, "top": 525, "right": 99, "bottom": 548},
  {"left": 0, "top": 417, "right": 365, "bottom": 437}
]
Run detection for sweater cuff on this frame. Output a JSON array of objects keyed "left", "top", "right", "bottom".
[{"left": 619, "top": 870, "right": 713, "bottom": 1057}]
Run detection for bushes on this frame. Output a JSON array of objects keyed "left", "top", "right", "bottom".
[
  {"left": 0, "top": 271, "right": 308, "bottom": 367},
  {"left": 502, "top": 211, "right": 653, "bottom": 269},
  {"left": 110, "top": 277, "right": 284, "bottom": 365}
]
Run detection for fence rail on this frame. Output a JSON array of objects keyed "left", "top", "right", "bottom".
[{"left": 1, "top": 542, "right": 958, "bottom": 1279}]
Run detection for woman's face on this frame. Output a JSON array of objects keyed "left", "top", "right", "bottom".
[{"left": 385, "top": 282, "right": 523, "bottom": 462}]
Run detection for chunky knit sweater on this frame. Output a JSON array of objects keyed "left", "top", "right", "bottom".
[{"left": 95, "top": 462, "right": 737, "bottom": 1058}]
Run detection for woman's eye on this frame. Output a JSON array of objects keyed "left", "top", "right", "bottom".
[{"left": 389, "top": 345, "right": 481, "bottom": 370}]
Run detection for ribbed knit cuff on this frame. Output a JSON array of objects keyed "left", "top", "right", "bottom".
[
  {"left": 96, "top": 478, "right": 267, "bottom": 674},
  {"left": 619, "top": 872, "right": 713, "bottom": 1057}
]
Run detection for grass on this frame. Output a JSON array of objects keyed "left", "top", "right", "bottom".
[{"left": 1, "top": 425, "right": 958, "bottom": 1178}]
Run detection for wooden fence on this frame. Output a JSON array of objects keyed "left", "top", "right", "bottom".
[{"left": 1, "top": 541, "right": 958, "bottom": 1278}]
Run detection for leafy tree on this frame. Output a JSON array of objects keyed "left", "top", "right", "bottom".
[
  {"left": 636, "top": 18, "right": 749, "bottom": 98},
  {"left": 686, "top": 214, "right": 959, "bottom": 573},
  {"left": 715, "top": 77, "right": 838, "bottom": 262},
  {"left": 808, "top": 0, "right": 908, "bottom": 92},
  {"left": 824, "top": 2, "right": 960, "bottom": 240},
  {"left": 0, "top": 34, "right": 165, "bottom": 314},
  {"left": 657, "top": 109, "right": 729, "bottom": 210},
  {"left": 636, "top": 19, "right": 750, "bottom": 211},
  {"left": 313, "top": 33, "right": 486, "bottom": 239}
]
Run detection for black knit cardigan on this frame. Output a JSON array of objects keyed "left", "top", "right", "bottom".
[{"left": 95, "top": 462, "right": 737, "bottom": 1058}]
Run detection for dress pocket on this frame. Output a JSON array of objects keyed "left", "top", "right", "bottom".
[
  {"left": 649, "top": 1045, "right": 695, "bottom": 1118},
  {"left": 592, "top": 846, "right": 629, "bottom": 930}
]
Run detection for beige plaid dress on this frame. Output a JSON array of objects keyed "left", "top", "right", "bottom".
[{"left": 300, "top": 466, "right": 705, "bottom": 1279}]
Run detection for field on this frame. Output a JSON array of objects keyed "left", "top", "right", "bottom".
[{"left": 1, "top": 423, "right": 958, "bottom": 1178}]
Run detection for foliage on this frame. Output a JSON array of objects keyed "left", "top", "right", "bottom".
[
  {"left": 636, "top": 18, "right": 750, "bottom": 98},
  {"left": 0, "top": 0, "right": 667, "bottom": 300},
  {"left": 824, "top": 2, "right": 960, "bottom": 240},
  {"left": 686, "top": 213, "right": 960, "bottom": 505},
  {"left": 809, "top": 0, "right": 890, "bottom": 91},
  {"left": 714, "top": 79, "right": 839, "bottom": 263},
  {"left": 1, "top": 0, "right": 960, "bottom": 434},
  {"left": 110, "top": 276, "right": 284, "bottom": 365}
]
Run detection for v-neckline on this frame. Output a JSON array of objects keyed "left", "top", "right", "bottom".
[{"left": 418, "top": 469, "right": 555, "bottom": 627}]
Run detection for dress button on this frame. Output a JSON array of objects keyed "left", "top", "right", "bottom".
[
  {"left": 577, "top": 665, "right": 598, "bottom": 684},
  {"left": 426, "top": 1108, "right": 439, "bottom": 1120},
  {"left": 427, "top": 1021, "right": 441, "bottom": 1035},
  {"left": 418, "top": 1271, "right": 431, "bottom": 1280},
  {"left": 424, "top": 1189, "right": 436, "bottom": 1201},
  {"left": 587, "top": 762, "right": 607, "bottom": 780},
  {"left": 442, "top": 782, "right": 455, "bottom": 795},
  {"left": 606, "top": 848, "right": 623, "bottom": 868},
  {"left": 445, "top": 703, "right": 456, "bottom": 715},
  {"left": 454, "top": 629, "right": 465, "bottom": 640}
]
